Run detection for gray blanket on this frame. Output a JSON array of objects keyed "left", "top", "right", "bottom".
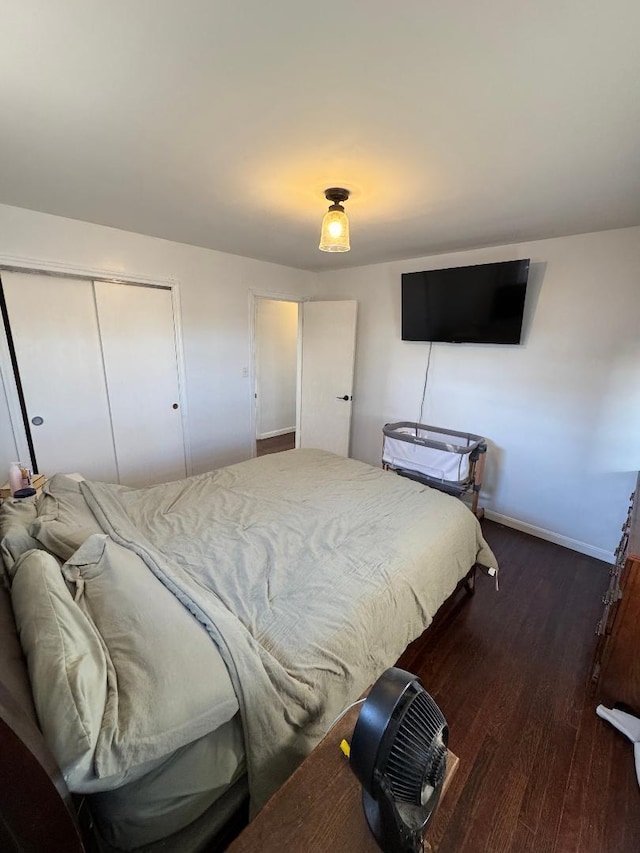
[{"left": 80, "top": 449, "right": 497, "bottom": 811}]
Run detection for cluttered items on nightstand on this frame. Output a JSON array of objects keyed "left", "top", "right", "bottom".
[{"left": 0, "top": 463, "right": 44, "bottom": 499}]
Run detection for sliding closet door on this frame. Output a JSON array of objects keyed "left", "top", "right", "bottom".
[
  {"left": 1, "top": 272, "right": 118, "bottom": 481},
  {"left": 94, "top": 281, "right": 186, "bottom": 487}
]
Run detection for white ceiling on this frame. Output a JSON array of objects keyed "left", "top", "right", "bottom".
[{"left": 1, "top": 1, "right": 639, "bottom": 272}]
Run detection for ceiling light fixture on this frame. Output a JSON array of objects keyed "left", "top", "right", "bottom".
[{"left": 319, "top": 187, "right": 350, "bottom": 252}]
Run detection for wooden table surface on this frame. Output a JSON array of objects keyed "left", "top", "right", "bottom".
[{"left": 228, "top": 700, "right": 458, "bottom": 853}]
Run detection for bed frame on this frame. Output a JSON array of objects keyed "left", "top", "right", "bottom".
[
  {"left": 0, "top": 582, "right": 85, "bottom": 851},
  {"left": 0, "top": 565, "right": 478, "bottom": 851}
]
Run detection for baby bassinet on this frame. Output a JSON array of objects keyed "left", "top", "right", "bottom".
[{"left": 382, "top": 422, "right": 487, "bottom": 517}]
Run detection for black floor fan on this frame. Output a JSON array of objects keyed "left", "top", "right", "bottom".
[{"left": 349, "top": 667, "right": 448, "bottom": 853}]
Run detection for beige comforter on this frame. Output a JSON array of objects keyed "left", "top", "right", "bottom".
[{"left": 80, "top": 449, "right": 497, "bottom": 811}]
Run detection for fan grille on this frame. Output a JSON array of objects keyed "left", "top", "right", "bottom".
[{"left": 383, "top": 688, "right": 448, "bottom": 805}]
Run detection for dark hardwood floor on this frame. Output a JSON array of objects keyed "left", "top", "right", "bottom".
[
  {"left": 256, "top": 432, "right": 296, "bottom": 456},
  {"left": 396, "top": 520, "right": 640, "bottom": 853}
]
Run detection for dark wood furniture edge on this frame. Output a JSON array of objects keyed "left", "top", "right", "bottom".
[
  {"left": 592, "top": 474, "right": 640, "bottom": 715},
  {"left": 627, "top": 472, "right": 640, "bottom": 561},
  {"left": 0, "top": 583, "right": 85, "bottom": 852}
]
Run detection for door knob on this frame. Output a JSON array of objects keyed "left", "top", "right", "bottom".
[
  {"left": 31, "top": 416, "right": 44, "bottom": 426},
  {"left": 336, "top": 395, "right": 352, "bottom": 401},
  {"left": 172, "top": 403, "right": 179, "bottom": 410}
]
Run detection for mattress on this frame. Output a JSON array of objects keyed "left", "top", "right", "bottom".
[
  {"left": 89, "top": 715, "right": 246, "bottom": 850},
  {"left": 382, "top": 423, "right": 483, "bottom": 484},
  {"left": 383, "top": 431, "right": 470, "bottom": 481}
]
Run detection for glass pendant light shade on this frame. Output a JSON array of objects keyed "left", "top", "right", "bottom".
[
  {"left": 318, "top": 188, "right": 351, "bottom": 252},
  {"left": 319, "top": 208, "right": 350, "bottom": 252}
]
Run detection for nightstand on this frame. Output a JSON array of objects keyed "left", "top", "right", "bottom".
[
  {"left": 0, "top": 473, "right": 47, "bottom": 500},
  {"left": 228, "top": 700, "right": 458, "bottom": 853}
]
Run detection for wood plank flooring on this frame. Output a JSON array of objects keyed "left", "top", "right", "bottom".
[
  {"left": 397, "top": 520, "right": 640, "bottom": 853},
  {"left": 256, "top": 432, "right": 296, "bottom": 456}
]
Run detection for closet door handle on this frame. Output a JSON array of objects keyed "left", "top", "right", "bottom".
[
  {"left": 32, "top": 416, "right": 44, "bottom": 426},
  {"left": 172, "top": 403, "right": 179, "bottom": 410},
  {"left": 336, "top": 395, "right": 352, "bottom": 401}
]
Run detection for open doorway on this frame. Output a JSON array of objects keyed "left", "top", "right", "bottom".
[{"left": 253, "top": 297, "right": 300, "bottom": 457}]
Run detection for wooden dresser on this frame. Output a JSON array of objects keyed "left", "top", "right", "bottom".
[{"left": 592, "top": 474, "right": 640, "bottom": 713}]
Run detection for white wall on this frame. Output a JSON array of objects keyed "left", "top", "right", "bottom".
[
  {"left": 255, "top": 299, "right": 298, "bottom": 438},
  {"left": 317, "top": 227, "right": 640, "bottom": 561},
  {"left": 0, "top": 204, "right": 315, "bottom": 477},
  {"left": 1, "top": 203, "right": 637, "bottom": 561}
]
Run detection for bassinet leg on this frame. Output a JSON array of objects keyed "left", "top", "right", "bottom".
[
  {"left": 471, "top": 488, "right": 484, "bottom": 519},
  {"left": 464, "top": 566, "right": 477, "bottom": 597},
  {"left": 470, "top": 448, "right": 486, "bottom": 519}
]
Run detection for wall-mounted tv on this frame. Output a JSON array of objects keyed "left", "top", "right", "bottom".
[{"left": 401, "top": 259, "right": 530, "bottom": 344}]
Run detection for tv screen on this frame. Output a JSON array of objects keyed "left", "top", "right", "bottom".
[{"left": 401, "top": 259, "right": 530, "bottom": 344}]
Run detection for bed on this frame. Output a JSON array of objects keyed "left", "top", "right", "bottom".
[{"left": 0, "top": 448, "right": 497, "bottom": 852}]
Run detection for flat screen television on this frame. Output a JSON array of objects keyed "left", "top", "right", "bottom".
[{"left": 401, "top": 259, "right": 530, "bottom": 344}]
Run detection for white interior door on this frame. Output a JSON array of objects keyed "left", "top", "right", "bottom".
[
  {"left": 299, "top": 301, "right": 357, "bottom": 457},
  {"left": 255, "top": 299, "right": 298, "bottom": 439},
  {"left": 94, "top": 282, "right": 186, "bottom": 487},
  {"left": 1, "top": 272, "right": 118, "bottom": 481}
]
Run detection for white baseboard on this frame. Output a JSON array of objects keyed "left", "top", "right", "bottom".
[
  {"left": 257, "top": 427, "right": 296, "bottom": 440},
  {"left": 484, "top": 510, "right": 614, "bottom": 564}
]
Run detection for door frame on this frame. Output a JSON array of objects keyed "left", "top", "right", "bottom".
[
  {"left": 248, "top": 290, "right": 310, "bottom": 459},
  {"left": 0, "top": 256, "right": 192, "bottom": 479}
]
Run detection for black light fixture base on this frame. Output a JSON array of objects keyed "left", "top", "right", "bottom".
[{"left": 324, "top": 187, "right": 350, "bottom": 205}]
